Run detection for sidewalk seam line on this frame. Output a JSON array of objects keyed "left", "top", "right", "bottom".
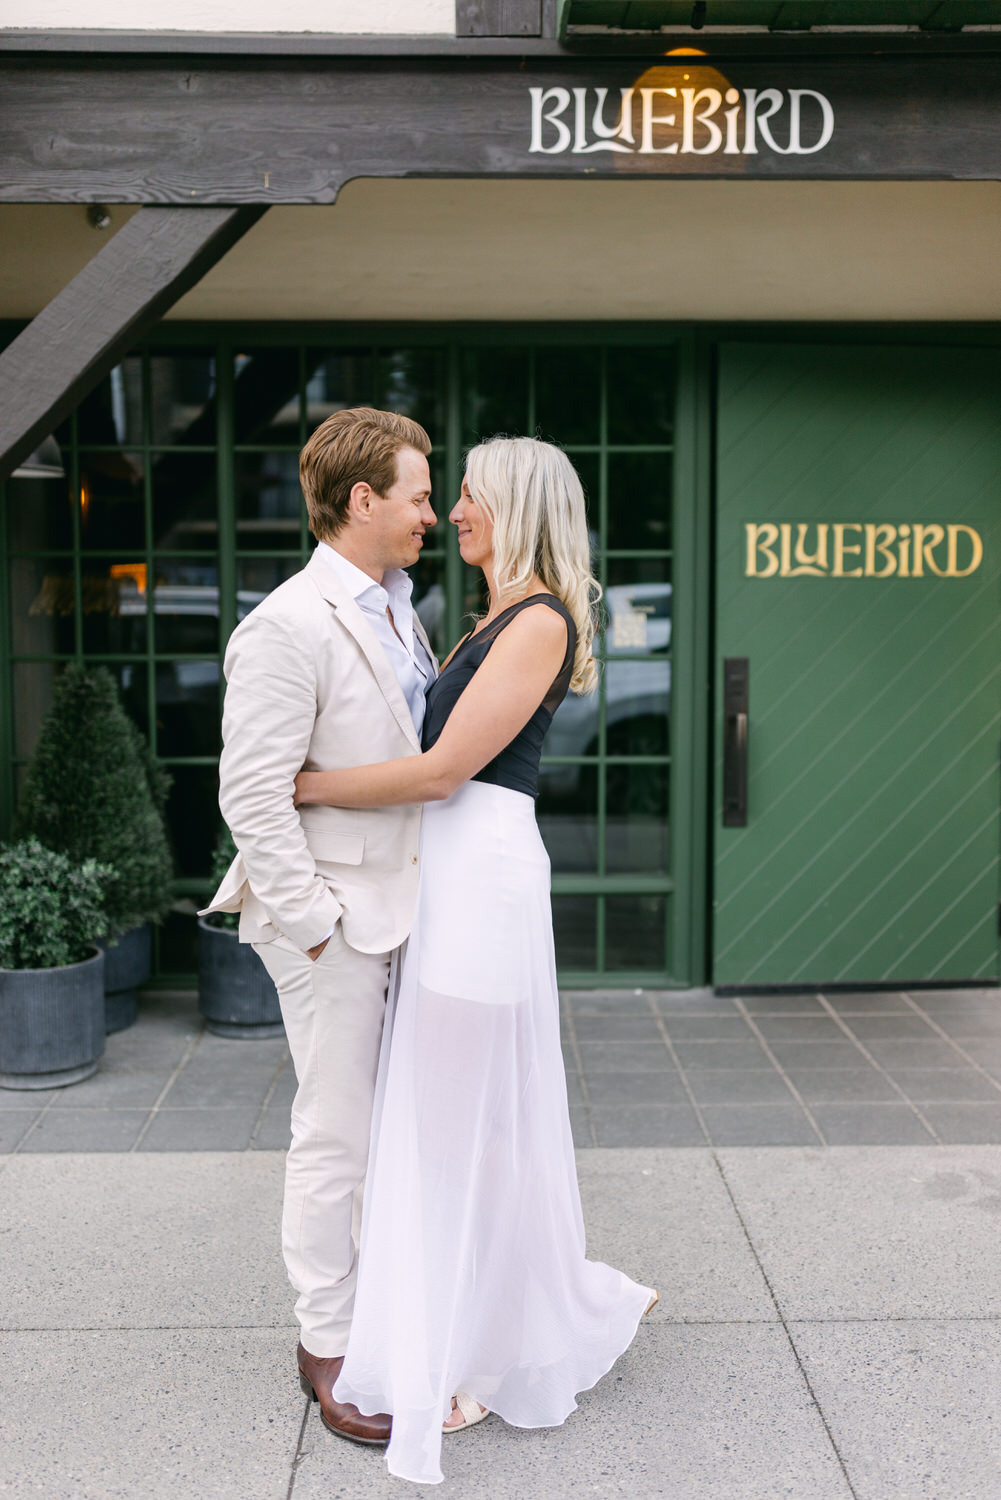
[
  {"left": 130, "top": 1026, "right": 206, "bottom": 1152},
  {"left": 711, "top": 1149, "right": 861, "bottom": 1500}
]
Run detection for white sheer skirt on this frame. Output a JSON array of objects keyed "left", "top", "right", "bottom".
[{"left": 333, "top": 780, "right": 654, "bottom": 1485}]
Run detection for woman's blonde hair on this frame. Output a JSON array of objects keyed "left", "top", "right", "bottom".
[{"left": 464, "top": 436, "right": 601, "bottom": 695}]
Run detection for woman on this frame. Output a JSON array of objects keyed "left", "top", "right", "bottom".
[{"left": 293, "top": 436, "right": 656, "bottom": 1485}]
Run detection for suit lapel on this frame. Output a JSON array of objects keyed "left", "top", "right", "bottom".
[{"left": 306, "top": 550, "right": 421, "bottom": 752}]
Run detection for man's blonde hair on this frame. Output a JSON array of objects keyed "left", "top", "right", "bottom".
[{"left": 299, "top": 406, "right": 431, "bottom": 540}]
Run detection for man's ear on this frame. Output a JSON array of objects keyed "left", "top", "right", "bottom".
[{"left": 346, "top": 480, "right": 374, "bottom": 523}]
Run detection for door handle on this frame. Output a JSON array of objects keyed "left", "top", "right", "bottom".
[{"left": 723, "top": 657, "right": 749, "bottom": 827}]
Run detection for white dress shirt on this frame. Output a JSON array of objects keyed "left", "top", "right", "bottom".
[{"left": 318, "top": 542, "right": 432, "bottom": 734}]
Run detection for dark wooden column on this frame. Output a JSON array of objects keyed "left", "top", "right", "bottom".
[{"left": 0, "top": 205, "right": 265, "bottom": 482}]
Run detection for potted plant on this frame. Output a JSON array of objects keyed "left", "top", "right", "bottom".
[
  {"left": 0, "top": 839, "right": 112, "bottom": 1090},
  {"left": 197, "top": 827, "right": 284, "bottom": 1039},
  {"left": 13, "top": 663, "right": 175, "bottom": 1034}
]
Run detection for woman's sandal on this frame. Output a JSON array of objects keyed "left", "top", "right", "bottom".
[
  {"left": 443, "top": 1392, "right": 490, "bottom": 1433},
  {"left": 645, "top": 1289, "right": 660, "bottom": 1314}
]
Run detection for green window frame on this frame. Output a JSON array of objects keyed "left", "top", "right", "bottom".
[{"left": 0, "top": 324, "right": 712, "bottom": 989}]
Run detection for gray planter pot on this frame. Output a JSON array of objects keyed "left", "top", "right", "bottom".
[
  {"left": 0, "top": 946, "right": 106, "bottom": 1090},
  {"left": 197, "top": 916, "right": 284, "bottom": 1039},
  {"left": 98, "top": 923, "right": 152, "bottom": 1034}
]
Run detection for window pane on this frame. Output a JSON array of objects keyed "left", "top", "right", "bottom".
[
  {"left": 604, "top": 659, "right": 670, "bottom": 755},
  {"left": 535, "top": 347, "right": 601, "bottom": 446},
  {"left": 382, "top": 349, "right": 446, "bottom": 449},
  {"left": 547, "top": 678, "right": 600, "bottom": 762},
  {"left": 606, "top": 347, "right": 675, "bottom": 445},
  {"left": 604, "top": 575, "right": 672, "bottom": 656},
  {"left": 79, "top": 559, "right": 149, "bottom": 655},
  {"left": 235, "top": 452, "right": 302, "bottom": 552},
  {"left": 237, "top": 557, "right": 302, "bottom": 615},
  {"left": 410, "top": 552, "right": 448, "bottom": 661},
  {"left": 74, "top": 356, "right": 143, "bottom": 447},
  {"left": 79, "top": 453, "right": 145, "bottom": 551},
  {"left": 152, "top": 561, "right": 219, "bottom": 654},
  {"left": 604, "top": 895, "right": 668, "bottom": 972},
  {"left": 461, "top": 347, "right": 529, "bottom": 444},
  {"left": 9, "top": 557, "right": 76, "bottom": 654},
  {"left": 151, "top": 453, "right": 218, "bottom": 551},
  {"left": 605, "top": 764, "right": 670, "bottom": 875},
  {"left": 7, "top": 475, "right": 73, "bottom": 551},
  {"left": 566, "top": 451, "right": 600, "bottom": 543},
  {"left": 156, "top": 660, "right": 220, "bottom": 757},
  {"left": 149, "top": 353, "right": 216, "bottom": 445},
  {"left": 303, "top": 350, "right": 376, "bottom": 430},
  {"left": 235, "top": 347, "right": 302, "bottom": 444},
  {"left": 537, "top": 768, "right": 598, "bottom": 874},
  {"left": 606, "top": 454, "right": 672, "bottom": 550},
  {"left": 552, "top": 895, "right": 597, "bottom": 971},
  {"left": 165, "top": 764, "right": 220, "bottom": 878}
]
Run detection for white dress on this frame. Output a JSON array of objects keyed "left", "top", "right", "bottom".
[{"left": 332, "top": 601, "right": 655, "bottom": 1485}]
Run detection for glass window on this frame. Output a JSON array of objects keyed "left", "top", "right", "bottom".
[
  {"left": 606, "top": 347, "right": 675, "bottom": 445},
  {"left": 78, "top": 453, "right": 145, "bottom": 552},
  {"left": 74, "top": 356, "right": 143, "bottom": 447},
  {"left": 537, "top": 769, "right": 599, "bottom": 874},
  {"left": 6, "top": 475, "right": 73, "bottom": 552},
  {"left": 382, "top": 349, "right": 446, "bottom": 449},
  {"left": 155, "top": 660, "right": 220, "bottom": 757},
  {"left": 535, "top": 347, "right": 601, "bottom": 446},
  {"left": 606, "top": 454, "right": 672, "bottom": 550},
  {"left": 603, "top": 658, "right": 670, "bottom": 755},
  {"left": 164, "top": 764, "right": 221, "bottom": 878},
  {"left": 605, "top": 895, "right": 669, "bottom": 972},
  {"left": 605, "top": 764, "right": 670, "bottom": 875},
  {"left": 235, "top": 452, "right": 303, "bottom": 552},
  {"left": 235, "top": 348, "right": 302, "bottom": 444},
  {"left": 303, "top": 350, "right": 375, "bottom": 431},
  {"left": 79, "top": 559, "right": 149, "bottom": 656},
  {"left": 9, "top": 557, "right": 76, "bottom": 655},
  {"left": 149, "top": 353, "right": 217, "bottom": 445},
  {"left": 151, "top": 453, "right": 218, "bottom": 551},
  {"left": 152, "top": 561, "right": 219, "bottom": 655},
  {"left": 462, "top": 347, "right": 529, "bottom": 444},
  {"left": 237, "top": 557, "right": 302, "bottom": 613},
  {"left": 552, "top": 895, "right": 598, "bottom": 972}
]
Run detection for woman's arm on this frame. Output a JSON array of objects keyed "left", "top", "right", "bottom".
[{"left": 294, "top": 605, "right": 568, "bottom": 809}]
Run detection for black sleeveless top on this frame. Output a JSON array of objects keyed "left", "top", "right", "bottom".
[{"left": 421, "top": 595, "right": 578, "bottom": 798}]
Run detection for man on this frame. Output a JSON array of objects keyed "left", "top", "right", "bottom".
[{"left": 200, "top": 407, "right": 437, "bottom": 1444}]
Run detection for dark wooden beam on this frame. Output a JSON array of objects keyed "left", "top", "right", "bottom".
[{"left": 0, "top": 206, "right": 264, "bottom": 483}]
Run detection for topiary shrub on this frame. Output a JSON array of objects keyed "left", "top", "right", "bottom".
[
  {"left": 204, "top": 826, "right": 240, "bottom": 933},
  {"left": 0, "top": 838, "right": 112, "bottom": 970},
  {"left": 13, "top": 663, "right": 174, "bottom": 940}
]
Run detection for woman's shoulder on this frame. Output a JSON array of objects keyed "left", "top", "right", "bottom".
[{"left": 494, "top": 595, "right": 572, "bottom": 649}]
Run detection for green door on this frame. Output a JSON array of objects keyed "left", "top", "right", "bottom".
[{"left": 713, "top": 342, "right": 1001, "bottom": 989}]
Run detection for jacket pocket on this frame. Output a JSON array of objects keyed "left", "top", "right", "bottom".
[{"left": 300, "top": 824, "right": 365, "bottom": 866}]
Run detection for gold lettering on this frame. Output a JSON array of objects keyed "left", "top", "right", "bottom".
[
  {"left": 946, "top": 524, "right": 983, "bottom": 577},
  {"left": 864, "top": 523, "right": 897, "bottom": 578},
  {"left": 910, "top": 523, "right": 946, "bottom": 578},
  {"left": 745, "top": 522, "right": 779, "bottom": 577},
  {"left": 790, "top": 522, "right": 828, "bottom": 575},
  {"left": 832, "top": 523, "right": 863, "bottom": 578},
  {"left": 897, "top": 523, "right": 911, "bottom": 578}
]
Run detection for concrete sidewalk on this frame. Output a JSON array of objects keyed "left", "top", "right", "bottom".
[{"left": 2, "top": 1142, "right": 1000, "bottom": 1499}]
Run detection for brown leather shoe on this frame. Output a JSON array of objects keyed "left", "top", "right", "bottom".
[{"left": 297, "top": 1342, "right": 392, "bottom": 1445}]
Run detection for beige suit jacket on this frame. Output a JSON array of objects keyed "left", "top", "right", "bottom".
[{"left": 199, "top": 548, "right": 437, "bottom": 955}]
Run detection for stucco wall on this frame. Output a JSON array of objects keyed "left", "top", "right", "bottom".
[
  {"left": 3, "top": 179, "right": 1001, "bottom": 324},
  {"left": 1, "top": 0, "right": 452, "bottom": 33}
]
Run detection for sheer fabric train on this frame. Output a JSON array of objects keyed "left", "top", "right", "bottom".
[{"left": 333, "top": 779, "right": 654, "bottom": 1485}]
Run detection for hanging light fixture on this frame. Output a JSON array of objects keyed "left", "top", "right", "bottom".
[{"left": 11, "top": 435, "right": 64, "bottom": 479}]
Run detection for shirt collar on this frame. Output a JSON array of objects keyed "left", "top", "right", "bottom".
[{"left": 318, "top": 541, "right": 413, "bottom": 613}]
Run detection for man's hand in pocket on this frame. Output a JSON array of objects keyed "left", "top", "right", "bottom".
[{"left": 306, "top": 936, "right": 330, "bottom": 962}]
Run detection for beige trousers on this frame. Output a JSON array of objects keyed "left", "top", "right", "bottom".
[{"left": 253, "top": 925, "right": 391, "bottom": 1358}]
